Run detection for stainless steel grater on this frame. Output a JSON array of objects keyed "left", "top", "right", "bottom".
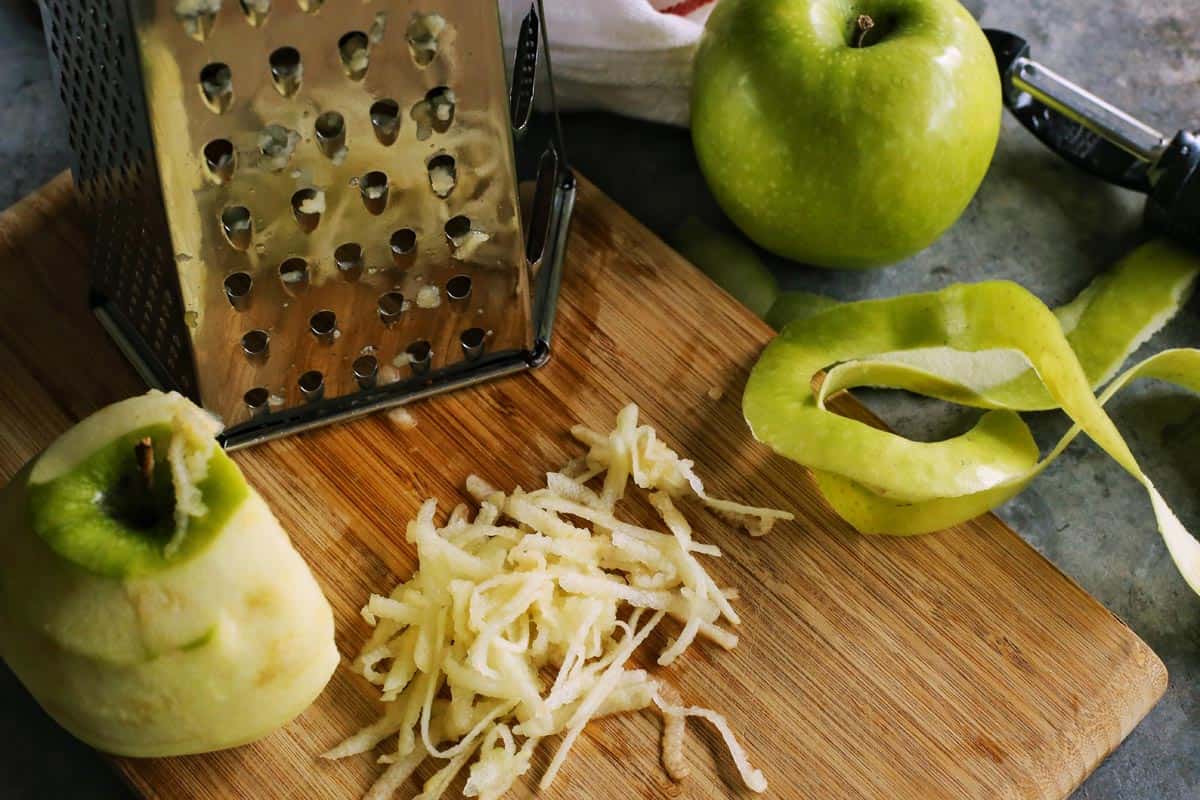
[{"left": 36, "top": 0, "right": 574, "bottom": 448}]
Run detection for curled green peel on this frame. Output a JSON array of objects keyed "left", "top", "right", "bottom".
[
  {"left": 871, "top": 239, "right": 1200, "bottom": 410},
  {"left": 743, "top": 240, "right": 1200, "bottom": 596}
]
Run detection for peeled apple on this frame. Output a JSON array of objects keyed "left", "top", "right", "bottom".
[{"left": 0, "top": 391, "right": 338, "bottom": 756}]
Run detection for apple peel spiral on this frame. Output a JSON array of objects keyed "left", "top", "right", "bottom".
[{"left": 743, "top": 239, "right": 1200, "bottom": 596}]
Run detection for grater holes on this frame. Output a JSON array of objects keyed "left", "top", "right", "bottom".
[
  {"left": 444, "top": 215, "right": 471, "bottom": 241},
  {"left": 338, "top": 32, "right": 370, "bottom": 81},
  {"left": 406, "top": 340, "right": 432, "bottom": 374},
  {"left": 224, "top": 271, "right": 253, "bottom": 309},
  {"left": 241, "top": 329, "right": 270, "bottom": 360},
  {"left": 239, "top": 0, "right": 269, "bottom": 26},
  {"left": 427, "top": 153, "right": 456, "bottom": 198},
  {"left": 314, "top": 111, "right": 346, "bottom": 160},
  {"left": 299, "top": 370, "right": 324, "bottom": 401},
  {"left": 406, "top": 12, "right": 445, "bottom": 67},
  {"left": 297, "top": 0, "right": 322, "bottom": 13},
  {"left": 244, "top": 386, "right": 270, "bottom": 415},
  {"left": 221, "top": 205, "right": 253, "bottom": 250},
  {"left": 460, "top": 328, "right": 486, "bottom": 361},
  {"left": 203, "top": 139, "right": 236, "bottom": 183},
  {"left": 352, "top": 354, "right": 379, "bottom": 389},
  {"left": 360, "top": 171, "right": 389, "bottom": 214},
  {"left": 198, "top": 62, "right": 233, "bottom": 114},
  {"left": 446, "top": 274, "right": 472, "bottom": 302},
  {"left": 390, "top": 228, "right": 417, "bottom": 262},
  {"left": 280, "top": 257, "right": 309, "bottom": 290},
  {"left": 334, "top": 242, "right": 364, "bottom": 280},
  {"left": 309, "top": 310, "right": 337, "bottom": 341},
  {"left": 410, "top": 86, "right": 455, "bottom": 141},
  {"left": 446, "top": 216, "right": 490, "bottom": 260},
  {"left": 291, "top": 188, "right": 324, "bottom": 233},
  {"left": 377, "top": 291, "right": 405, "bottom": 324},
  {"left": 174, "top": 0, "right": 219, "bottom": 42},
  {"left": 369, "top": 99, "right": 401, "bottom": 146},
  {"left": 269, "top": 47, "right": 302, "bottom": 97}
]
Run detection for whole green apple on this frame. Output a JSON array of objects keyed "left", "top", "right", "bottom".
[
  {"left": 0, "top": 391, "right": 338, "bottom": 757},
  {"left": 692, "top": 0, "right": 1001, "bottom": 269}
]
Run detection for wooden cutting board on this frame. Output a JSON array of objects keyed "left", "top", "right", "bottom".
[{"left": 0, "top": 173, "right": 1166, "bottom": 800}]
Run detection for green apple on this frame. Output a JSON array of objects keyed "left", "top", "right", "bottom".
[
  {"left": 0, "top": 391, "right": 338, "bottom": 757},
  {"left": 692, "top": 0, "right": 1001, "bottom": 269}
]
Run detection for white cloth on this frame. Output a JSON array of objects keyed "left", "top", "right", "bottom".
[{"left": 501, "top": 0, "right": 716, "bottom": 126}]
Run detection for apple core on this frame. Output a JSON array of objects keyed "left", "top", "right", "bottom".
[{"left": 27, "top": 424, "right": 246, "bottom": 579}]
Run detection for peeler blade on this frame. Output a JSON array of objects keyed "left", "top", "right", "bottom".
[{"left": 984, "top": 28, "right": 1158, "bottom": 192}]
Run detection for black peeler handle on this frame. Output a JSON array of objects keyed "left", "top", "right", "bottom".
[
  {"left": 1145, "top": 129, "right": 1200, "bottom": 250},
  {"left": 985, "top": 28, "right": 1200, "bottom": 251}
]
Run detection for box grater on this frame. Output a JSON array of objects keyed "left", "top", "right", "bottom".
[{"left": 36, "top": 0, "right": 574, "bottom": 448}]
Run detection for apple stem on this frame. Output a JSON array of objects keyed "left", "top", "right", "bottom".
[
  {"left": 853, "top": 14, "right": 875, "bottom": 48},
  {"left": 135, "top": 437, "right": 155, "bottom": 494}
]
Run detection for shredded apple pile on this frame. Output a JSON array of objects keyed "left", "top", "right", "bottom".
[{"left": 323, "top": 404, "right": 791, "bottom": 799}]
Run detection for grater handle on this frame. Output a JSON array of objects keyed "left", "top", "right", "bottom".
[
  {"left": 509, "top": 5, "right": 540, "bottom": 137},
  {"left": 984, "top": 29, "right": 1163, "bottom": 193}
]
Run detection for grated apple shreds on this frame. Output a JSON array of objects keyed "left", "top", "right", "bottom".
[{"left": 324, "top": 404, "right": 790, "bottom": 799}]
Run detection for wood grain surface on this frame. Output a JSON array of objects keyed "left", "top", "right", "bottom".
[{"left": 0, "top": 173, "right": 1166, "bottom": 800}]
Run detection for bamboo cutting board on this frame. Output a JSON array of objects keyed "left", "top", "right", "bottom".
[{"left": 0, "top": 173, "right": 1166, "bottom": 800}]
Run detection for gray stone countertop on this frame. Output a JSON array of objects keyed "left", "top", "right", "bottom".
[{"left": 0, "top": 0, "right": 1195, "bottom": 797}]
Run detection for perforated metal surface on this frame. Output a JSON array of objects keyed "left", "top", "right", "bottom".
[
  {"left": 39, "top": 0, "right": 199, "bottom": 398},
  {"left": 37, "top": 0, "right": 573, "bottom": 446}
]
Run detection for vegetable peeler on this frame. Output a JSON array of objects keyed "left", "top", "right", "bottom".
[
  {"left": 36, "top": 0, "right": 574, "bottom": 448},
  {"left": 985, "top": 29, "right": 1199, "bottom": 251}
]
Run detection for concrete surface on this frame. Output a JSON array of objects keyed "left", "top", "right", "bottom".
[{"left": 0, "top": 0, "right": 1195, "bottom": 797}]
